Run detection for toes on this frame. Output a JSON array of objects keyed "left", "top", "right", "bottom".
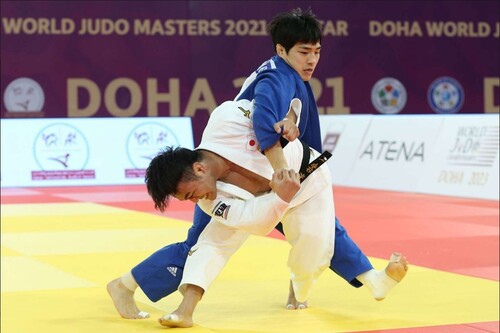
[
  {"left": 286, "top": 303, "right": 308, "bottom": 310},
  {"left": 390, "top": 252, "right": 402, "bottom": 262},
  {"left": 158, "top": 315, "right": 173, "bottom": 326},
  {"left": 138, "top": 311, "right": 150, "bottom": 319},
  {"left": 158, "top": 314, "right": 192, "bottom": 328},
  {"left": 167, "top": 314, "right": 179, "bottom": 322}
]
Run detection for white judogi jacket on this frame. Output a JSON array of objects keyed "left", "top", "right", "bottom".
[
  {"left": 181, "top": 99, "right": 335, "bottom": 302},
  {"left": 198, "top": 181, "right": 289, "bottom": 236},
  {"left": 196, "top": 99, "right": 330, "bottom": 235}
]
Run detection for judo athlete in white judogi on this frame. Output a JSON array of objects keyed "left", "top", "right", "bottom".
[
  {"left": 183, "top": 99, "right": 334, "bottom": 300},
  {"left": 143, "top": 99, "right": 408, "bottom": 328}
]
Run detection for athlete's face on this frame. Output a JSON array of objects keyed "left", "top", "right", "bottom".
[
  {"left": 279, "top": 42, "right": 321, "bottom": 81},
  {"left": 174, "top": 163, "right": 217, "bottom": 203}
]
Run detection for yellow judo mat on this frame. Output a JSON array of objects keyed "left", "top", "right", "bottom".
[{"left": 1, "top": 202, "right": 499, "bottom": 333}]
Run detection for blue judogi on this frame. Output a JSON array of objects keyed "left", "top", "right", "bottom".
[
  {"left": 132, "top": 55, "right": 373, "bottom": 302},
  {"left": 236, "top": 55, "right": 322, "bottom": 153}
]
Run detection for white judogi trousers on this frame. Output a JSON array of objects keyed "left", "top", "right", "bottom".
[
  {"left": 181, "top": 170, "right": 334, "bottom": 302},
  {"left": 179, "top": 98, "right": 335, "bottom": 302}
]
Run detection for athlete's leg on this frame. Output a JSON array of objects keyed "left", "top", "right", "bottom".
[
  {"left": 158, "top": 284, "right": 203, "bottom": 328},
  {"left": 356, "top": 252, "right": 409, "bottom": 300},
  {"left": 282, "top": 186, "right": 335, "bottom": 308},
  {"left": 329, "top": 218, "right": 373, "bottom": 286},
  {"left": 131, "top": 206, "right": 210, "bottom": 301},
  {"left": 279, "top": 217, "right": 408, "bottom": 300},
  {"left": 107, "top": 272, "right": 150, "bottom": 319},
  {"left": 329, "top": 218, "right": 409, "bottom": 300},
  {"left": 107, "top": 205, "right": 210, "bottom": 318},
  {"left": 276, "top": 217, "right": 372, "bottom": 286},
  {"left": 160, "top": 220, "right": 250, "bottom": 327}
]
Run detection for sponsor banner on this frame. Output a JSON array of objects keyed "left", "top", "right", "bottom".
[
  {"left": 417, "top": 114, "right": 499, "bottom": 199},
  {"left": 334, "top": 115, "right": 445, "bottom": 191},
  {"left": 1, "top": 1, "right": 498, "bottom": 146},
  {"left": 320, "top": 114, "right": 499, "bottom": 200},
  {"left": 319, "top": 115, "right": 372, "bottom": 185},
  {"left": 0, "top": 117, "right": 193, "bottom": 187}
]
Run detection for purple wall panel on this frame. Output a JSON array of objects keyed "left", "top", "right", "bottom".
[{"left": 1, "top": 1, "right": 499, "bottom": 145}]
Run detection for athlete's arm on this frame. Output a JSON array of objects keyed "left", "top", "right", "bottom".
[
  {"left": 264, "top": 99, "right": 302, "bottom": 170},
  {"left": 197, "top": 170, "right": 300, "bottom": 235}
]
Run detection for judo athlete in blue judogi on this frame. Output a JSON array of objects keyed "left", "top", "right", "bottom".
[
  {"left": 146, "top": 98, "right": 408, "bottom": 328},
  {"left": 107, "top": 97, "right": 408, "bottom": 320},
  {"left": 107, "top": 8, "right": 408, "bottom": 320}
]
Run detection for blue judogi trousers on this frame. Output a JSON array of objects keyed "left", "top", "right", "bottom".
[{"left": 132, "top": 205, "right": 373, "bottom": 302}]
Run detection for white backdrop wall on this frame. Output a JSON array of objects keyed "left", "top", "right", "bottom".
[
  {"left": 320, "top": 114, "right": 499, "bottom": 200},
  {"left": 1, "top": 117, "right": 193, "bottom": 187},
  {"left": 2, "top": 114, "right": 498, "bottom": 200}
]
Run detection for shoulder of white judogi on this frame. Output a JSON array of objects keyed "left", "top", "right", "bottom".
[
  {"left": 216, "top": 99, "right": 253, "bottom": 123},
  {"left": 196, "top": 99, "right": 274, "bottom": 180},
  {"left": 200, "top": 99, "right": 254, "bottom": 142}
]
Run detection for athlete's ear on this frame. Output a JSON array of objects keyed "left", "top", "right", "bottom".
[
  {"left": 276, "top": 44, "right": 286, "bottom": 56},
  {"left": 192, "top": 161, "right": 206, "bottom": 176}
]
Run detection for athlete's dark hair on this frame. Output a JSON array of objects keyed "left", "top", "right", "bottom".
[
  {"left": 267, "top": 8, "right": 322, "bottom": 53},
  {"left": 145, "top": 146, "right": 202, "bottom": 212}
]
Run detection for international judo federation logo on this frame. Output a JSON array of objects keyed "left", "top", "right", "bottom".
[
  {"left": 428, "top": 77, "right": 464, "bottom": 114},
  {"left": 32, "top": 123, "right": 94, "bottom": 180},
  {"left": 126, "top": 123, "right": 179, "bottom": 176},
  {"left": 213, "top": 201, "right": 230, "bottom": 219},
  {"left": 3, "top": 77, "right": 45, "bottom": 113},
  {"left": 371, "top": 78, "right": 407, "bottom": 114}
]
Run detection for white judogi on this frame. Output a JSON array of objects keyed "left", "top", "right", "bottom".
[{"left": 180, "top": 99, "right": 335, "bottom": 302}]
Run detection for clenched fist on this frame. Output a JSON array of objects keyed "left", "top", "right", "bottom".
[
  {"left": 269, "top": 169, "right": 301, "bottom": 203},
  {"left": 273, "top": 117, "right": 300, "bottom": 142}
]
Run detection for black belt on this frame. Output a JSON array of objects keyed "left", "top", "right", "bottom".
[
  {"left": 298, "top": 140, "right": 332, "bottom": 183},
  {"left": 276, "top": 137, "right": 331, "bottom": 183},
  {"left": 274, "top": 140, "right": 332, "bottom": 236}
]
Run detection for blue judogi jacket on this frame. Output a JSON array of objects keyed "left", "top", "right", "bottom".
[
  {"left": 132, "top": 56, "right": 371, "bottom": 304},
  {"left": 235, "top": 55, "right": 322, "bottom": 153}
]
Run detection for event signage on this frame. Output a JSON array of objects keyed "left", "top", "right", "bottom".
[
  {"left": 0, "top": 117, "right": 193, "bottom": 187},
  {"left": 319, "top": 114, "right": 499, "bottom": 200},
  {"left": 1, "top": 1, "right": 498, "bottom": 145}
]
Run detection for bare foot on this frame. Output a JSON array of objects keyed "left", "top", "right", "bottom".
[
  {"left": 286, "top": 280, "right": 308, "bottom": 310},
  {"left": 385, "top": 252, "right": 409, "bottom": 283},
  {"left": 373, "top": 252, "right": 409, "bottom": 301},
  {"left": 158, "top": 312, "right": 193, "bottom": 328},
  {"left": 107, "top": 278, "right": 149, "bottom": 319},
  {"left": 158, "top": 284, "right": 201, "bottom": 327}
]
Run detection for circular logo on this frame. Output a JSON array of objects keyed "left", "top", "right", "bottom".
[
  {"left": 126, "top": 122, "right": 180, "bottom": 169},
  {"left": 3, "top": 77, "right": 45, "bottom": 112},
  {"left": 33, "top": 123, "right": 90, "bottom": 170},
  {"left": 371, "top": 77, "right": 407, "bottom": 114},
  {"left": 427, "top": 76, "right": 464, "bottom": 114}
]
